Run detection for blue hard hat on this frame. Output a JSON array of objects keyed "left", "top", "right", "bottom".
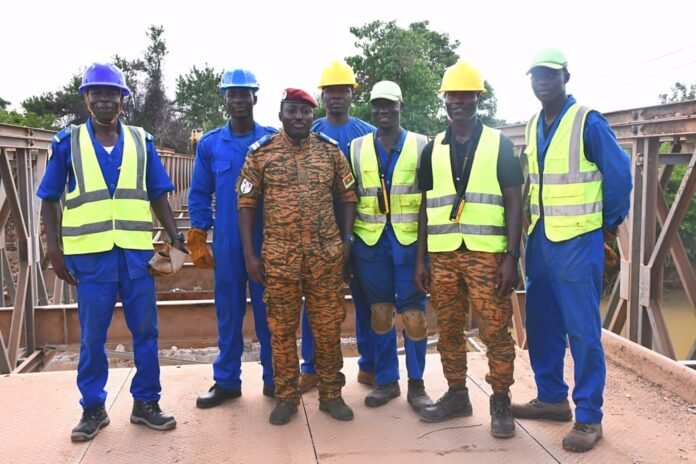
[
  {"left": 79, "top": 63, "right": 130, "bottom": 96},
  {"left": 219, "top": 68, "right": 260, "bottom": 92}
]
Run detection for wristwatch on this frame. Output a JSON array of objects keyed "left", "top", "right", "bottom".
[
  {"left": 171, "top": 232, "right": 185, "bottom": 244},
  {"left": 342, "top": 234, "right": 354, "bottom": 243},
  {"left": 505, "top": 249, "right": 520, "bottom": 260}
]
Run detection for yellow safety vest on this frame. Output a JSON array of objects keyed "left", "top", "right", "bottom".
[
  {"left": 351, "top": 132, "right": 428, "bottom": 246},
  {"left": 524, "top": 104, "right": 603, "bottom": 242},
  {"left": 62, "top": 123, "right": 153, "bottom": 255},
  {"left": 426, "top": 125, "right": 507, "bottom": 253}
]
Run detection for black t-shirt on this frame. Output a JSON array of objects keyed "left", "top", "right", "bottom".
[{"left": 418, "top": 120, "right": 524, "bottom": 192}]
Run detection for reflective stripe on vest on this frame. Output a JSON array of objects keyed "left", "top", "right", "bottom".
[
  {"left": 524, "top": 104, "right": 603, "bottom": 242},
  {"left": 351, "top": 132, "right": 428, "bottom": 246},
  {"left": 62, "top": 124, "right": 153, "bottom": 254},
  {"left": 426, "top": 125, "right": 507, "bottom": 253}
]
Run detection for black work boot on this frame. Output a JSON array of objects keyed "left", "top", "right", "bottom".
[
  {"left": 71, "top": 406, "right": 110, "bottom": 442},
  {"left": 263, "top": 385, "right": 275, "bottom": 398},
  {"left": 419, "top": 387, "right": 473, "bottom": 423},
  {"left": 562, "top": 422, "right": 603, "bottom": 452},
  {"left": 511, "top": 398, "right": 573, "bottom": 422},
  {"left": 130, "top": 401, "right": 177, "bottom": 431},
  {"left": 196, "top": 384, "right": 242, "bottom": 408},
  {"left": 490, "top": 393, "right": 515, "bottom": 438},
  {"left": 319, "top": 397, "right": 354, "bottom": 421},
  {"left": 364, "top": 382, "right": 401, "bottom": 408},
  {"left": 269, "top": 400, "right": 298, "bottom": 425},
  {"left": 407, "top": 379, "right": 433, "bottom": 413}
]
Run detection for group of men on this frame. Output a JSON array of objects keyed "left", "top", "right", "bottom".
[{"left": 40, "top": 48, "right": 632, "bottom": 453}]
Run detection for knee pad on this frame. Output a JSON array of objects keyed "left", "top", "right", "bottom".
[
  {"left": 370, "top": 302, "right": 395, "bottom": 335},
  {"left": 402, "top": 308, "right": 427, "bottom": 341}
]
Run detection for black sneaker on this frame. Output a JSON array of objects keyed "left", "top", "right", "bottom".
[
  {"left": 71, "top": 406, "right": 110, "bottom": 442},
  {"left": 419, "top": 388, "right": 473, "bottom": 423},
  {"left": 130, "top": 401, "right": 177, "bottom": 431},
  {"left": 490, "top": 394, "right": 515, "bottom": 438}
]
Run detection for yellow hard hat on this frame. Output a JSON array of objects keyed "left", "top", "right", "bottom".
[
  {"left": 319, "top": 60, "right": 358, "bottom": 89},
  {"left": 439, "top": 61, "right": 486, "bottom": 94}
]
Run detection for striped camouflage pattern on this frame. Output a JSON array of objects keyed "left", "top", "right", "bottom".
[
  {"left": 238, "top": 131, "right": 357, "bottom": 403},
  {"left": 429, "top": 250, "right": 515, "bottom": 394}
]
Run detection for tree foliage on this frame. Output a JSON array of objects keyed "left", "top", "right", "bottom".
[
  {"left": 345, "top": 20, "right": 501, "bottom": 135},
  {"left": 175, "top": 65, "right": 226, "bottom": 132},
  {"left": 659, "top": 82, "right": 696, "bottom": 104}
]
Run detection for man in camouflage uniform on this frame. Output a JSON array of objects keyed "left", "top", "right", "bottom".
[
  {"left": 238, "top": 88, "right": 357, "bottom": 425},
  {"left": 414, "top": 61, "right": 523, "bottom": 438}
]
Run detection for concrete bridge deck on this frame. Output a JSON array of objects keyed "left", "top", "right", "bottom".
[{"left": 1, "top": 350, "right": 694, "bottom": 464}]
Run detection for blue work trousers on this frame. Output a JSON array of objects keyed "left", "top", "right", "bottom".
[
  {"left": 300, "top": 277, "right": 375, "bottom": 375},
  {"left": 352, "top": 231, "right": 427, "bottom": 385},
  {"left": 213, "top": 280, "right": 273, "bottom": 389},
  {"left": 76, "top": 254, "right": 160, "bottom": 409},
  {"left": 525, "top": 223, "right": 606, "bottom": 424},
  {"left": 212, "top": 241, "right": 273, "bottom": 390}
]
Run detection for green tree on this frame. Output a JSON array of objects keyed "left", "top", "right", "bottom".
[
  {"left": 659, "top": 82, "right": 696, "bottom": 104},
  {"left": 175, "top": 65, "right": 226, "bottom": 131},
  {"left": 658, "top": 83, "right": 696, "bottom": 264},
  {"left": 345, "top": 20, "right": 501, "bottom": 135},
  {"left": 20, "top": 73, "right": 86, "bottom": 128}
]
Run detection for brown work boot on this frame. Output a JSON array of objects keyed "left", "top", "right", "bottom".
[
  {"left": 490, "top": 394, "right": 515, "bottom": 438},
  {"left": 364, "top": 382, "right": 400, "bottom": 408},
  {"left": 562, "top": 422, "right": 603, "bottom": 452},
  {"left": 319, "top": 397, "right": 354, "bottom": 421},
  {"left": 511, "top": 398, "right": 573, "bottom": 422},
  {"left": 407, "top": 379, "right": 433, "bottom": 413},
  {"left": 298, "top": 372, "right": 318, "bottom": 394},
  {"left": 357, "top": 370, "right": 376, "bottom": 387}
]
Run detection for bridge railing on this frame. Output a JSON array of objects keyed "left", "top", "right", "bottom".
[
  {"left": 0, "top": 122, "right": 194, "bottom": 373},
  {"left": 499, "top": 99, "right": 696, "bottom": 362}
]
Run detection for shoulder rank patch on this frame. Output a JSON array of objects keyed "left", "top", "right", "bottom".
[
  {"left": 145, "top": 131, "right": 154, "bottom": 141},
  {"left": 248, "top": 134, "right": 275, "bottom": 153},
  {"left": 53, "top": 125, "right": 75, "bottom": 144},
  {"left": 315, "top": 131, "right": 339, "bottom": 146},
  {"left": 342, "top": 172, "right": 355, "bottom": 189},
  {"left": 239, "top": 178, "right": 254, "bottom": 195}
]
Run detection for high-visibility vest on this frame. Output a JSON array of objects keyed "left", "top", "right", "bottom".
[
  {"left": 351, "top": 132, "right": 428, "bottom": 246},
  {"left": 524, "top": 104, "right": 603, "bottom": 242},
  {"left": 426, "top": 125, "right": 507, "bottom": 253},
  {"left": 61, "top": 124, "right": 153, "bottom": 254}
]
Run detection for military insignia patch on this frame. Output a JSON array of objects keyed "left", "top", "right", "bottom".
[
  {"left": 342, "top": 173, "right": 355, "bottom": 189},
  {"left": 240, "top": 178, "right": 253, "bottom": 194}
]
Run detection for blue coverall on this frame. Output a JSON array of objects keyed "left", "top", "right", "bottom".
[
  {"left": 301, "top": 117, "right": 376, "bottom": 375},
  {"left": 351, "top": 129, "right": 427, "bottom": 385},
  {"left": 37, "top": 119, "right": 174, "bottom": 409},
  {"left": 525, "top": 96, "right": 632, "bottom": 424},
  {"left": 188, "top": 122, "right": 277, "bottom": 390}
]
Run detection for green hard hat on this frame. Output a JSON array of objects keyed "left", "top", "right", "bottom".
[{"left": 527, "top": 48, "right": 568, "bottom": 74}]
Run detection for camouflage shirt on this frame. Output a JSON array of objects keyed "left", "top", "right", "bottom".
[{"left": 237, "top": 131, "right": 357, "bottom": 248}]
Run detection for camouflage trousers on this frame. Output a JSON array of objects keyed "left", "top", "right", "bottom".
[
  {"left": 263, "top": 247, "right": 346, "bottom": 404},
  {"left": 429, "top": 249, "right": 515, "bottom": 394}
]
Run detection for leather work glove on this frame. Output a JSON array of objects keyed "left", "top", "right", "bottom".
[
  {"left": 604, "top": 229, "right": 620, "bottom": 270},
  {"left": 187, "top": 228, "right": 214, "bottom": 268},
  {"left": 149, "top": 243, "right": 189, "bottom": 276}
]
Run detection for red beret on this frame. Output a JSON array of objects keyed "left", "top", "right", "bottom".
[{"left": 281, "top": 88, "right": 317, "bottom": 108}]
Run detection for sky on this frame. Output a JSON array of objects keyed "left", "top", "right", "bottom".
[{"left": 2, "top": 0, "right": 696, "bottom": 129}]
